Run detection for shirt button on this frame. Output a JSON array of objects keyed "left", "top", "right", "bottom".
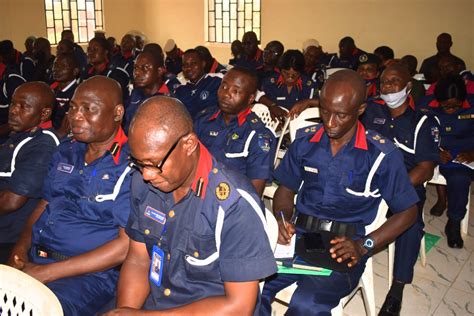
[
  {"left": 144, "top": 229, "right": 150, "bottom": 235},
  {"left": 39, "top": 229, "right": 43, "bottom": 233},
  {"left": 158, "top": 242, "right": 161, "bottom": 247},
  {"left": 212, "top": 168, "right": 218, "bottom": 174},
  {"left": 9, "top": 144, "right": 14, "bottom": 149},
  {"left": 390, "top": 125, "right": 394, "bottom": 128},
  {"left": 193, "top": 251, "right": 199, "bottom": 258},
  {"left": 169, "top": 210, "right": 175, "bottom": 218},
  {"left": 164, "top": 288, "right": 171, "bottom": 296},
  {"left": 79, "top": 170, "right": 83, "bottom": 174},
  {"left": 167, "top": 253, "right": 171, "bottom": 261}
]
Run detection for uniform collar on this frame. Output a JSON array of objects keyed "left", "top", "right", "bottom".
[
  {"left": 190, "top": 142, "right": 213, "bottom": 199},
  {"left": 157, "top": 82, "right": 170, "bottom": 95},
  {"left": 25, "top": 120, "right": 53, "bottom": 133},
  {"left": 208, "top": 106, "right": 252, "bottom": 126},
  {"left": 88, "top": 61, "right": 109, "bottom": 75},
  {"left": 50, "top": 79, "right": 78, "bottom": 92},
  {"left": 250, "top": 48, "right": 263, "bottom": 61},
  {"left": 209, "top": 59, "right": 219, "bottom": 73},
  {"left": 15, "top": 50, "right": 21, "bottom": 64},
  {"left": 122, "top": 51, "right": 133, "bottom": 59},
  {"left": 276, "top": 74, "right": 303, "bottom": 91},
  {"left": 108, "top": 126, "right": 128, "bottom": 165},
  {"left": 310, "top": 121, "right": 368, "bottom": 151}
]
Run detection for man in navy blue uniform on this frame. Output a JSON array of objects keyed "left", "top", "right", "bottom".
[
  {"left": 0, "top": 40, "right": 35, "bottom": 82},
  {"left": 50, "top": 53, "right": 80, "bottom": 138},
  {"left": 164, "top": 39, "right": 183, "bottom": 75},
  {"left": 334, "top": 36, "right": 366, "bottom": 70},
  {"left": 234, "top": 31, "right": 264, "bottom": 71},
  {"left": 60, "top": 29, "right": 88, "bottom": 74},
  {"left": 260, "top": 70, "right": 419, "bottom": 315},
  {"left": 422, "top": 74, "right": 474, "bottom": 248},
  {"left": 361, "top": 64, "right": 440, "bottom": 316},
  {"left": 302, "top": 39, "right": 337, "bottom": 76},
  {"left": 0, "top": 82, "right": 58, "bottom": 263},
  {"left": 356, "top": 53, "right": 382, "bottom": 100},
  {"left": 123, "top": 50, "right": 172, "bottom": 134},
  {"left": 195, "top": 46, "right": 227, "bottom": 74},
  {"left": 174, "top": 49, "right": 223, "bottom": 118},
  {"left": 32, "top": 37, "right": 55, "bottom": 84},
  {"left": 8, "top": 76, "right": 132, "bottom": 316},
  {"left": 104, "top": 96, "right": 276, "bottom": 315},
  {"left": 110, "top": 34, "right": 136, "bottom": 79},
  {"left": 256, "top": 40, "right": 284, "bottom": 86},
  {"left": 194, "top": 68, "right": 275, "bottom": 196}
]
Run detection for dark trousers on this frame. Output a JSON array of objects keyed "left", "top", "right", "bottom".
[
  {"left": 440, "top": 167, "right": 474, "bottom": 221},
  {"left": 260, "top": 261, "right": 366, "bottom": 316}
]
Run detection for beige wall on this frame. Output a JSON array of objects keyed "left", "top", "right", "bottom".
[{"left": 1, "top": 0, "right": 472, "bottom": 70}]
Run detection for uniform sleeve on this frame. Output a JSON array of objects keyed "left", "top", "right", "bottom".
[
  {"left": 414, "top": 116, "right": 440, "bottom": 164},
  {"left": 376, "top": 149, "right": 419, "bottom": 213},
  {"left": 245, "top": 129, "right": 275, "bottom": 181},
  {"left": 9, "top": 136, "right": 57, "bottom": 198},
  {"left": 272, "top": 137, "right": 304, "bottom": 192},
  {"left": 218, "top": 195, "right": 277, "bottom": 281},
  {"left": 111, "top": 167, "right": 133, "bottom": 227},
  {"left": 125, "top": 171, "right": 147, "bottom": 242}
]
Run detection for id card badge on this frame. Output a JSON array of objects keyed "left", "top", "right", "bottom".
[{"left": 149, "top": 245, "right": 164, "bottom": 287}]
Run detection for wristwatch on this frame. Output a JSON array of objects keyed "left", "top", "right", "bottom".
[{"left": 361, "top": 236, "right": 375, "bottom": 257}]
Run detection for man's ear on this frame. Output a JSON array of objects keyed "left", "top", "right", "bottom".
[
  {"left": 114, "top": 104, "right": 125, "bottom": 121},
  {"left": 183, "top": 133, "right": 199, "bottom": 156},
  {"left": 358, "top": 102, "right": 367, "bottom": 116},
  {"left": 41, "top": 107, "right": 52, "bottom": 121}
]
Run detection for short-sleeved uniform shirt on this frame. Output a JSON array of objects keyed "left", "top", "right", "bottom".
[
  {"left": 110, "top": 51, "right": 136, "bottom": 79},
  {"left": 261, "top": 73, "right": 318, "bottom": 110},
  {"left": 31, "top": 127, "right": 132, "bottom": 262},
  {"left": 234, "top": 49, "right": 264, "bottom": 71},
  {"left": 208, "top": 58, "right": 227, "bottom": 74},
  {"left": 0, "top": 66, "right": 26, "bottom": 125},
  {"left": 126, "top": 144, "right": 277, "bottom": 311},
  {"left": 194, "top": 106, "right": 276, "bottom": 181},
  {"left": 123, "top": 83, "right": 172, "bottom": 134},
  {"left": 174, "top": 73, "right": 223, "bottom": 118},
  {"left": 0, "top": 122, "right": 58, "bottom": 243},
  {"left": 50, "top": 79, "right": 79, "bottom": 130},
  {"left": 274, "top": 122, "right": 419, "bottom": 238},
  {"left": 361, "top": 98, "right": 440, "bottom": 199}
]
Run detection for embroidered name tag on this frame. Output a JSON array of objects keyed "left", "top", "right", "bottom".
[
  {"left": 144, "top": 206, "right": 166, "bottom": 225},
  {"left": 277, "top": 96, "right": 286, "bottom": 100},
  {"left": 57, "top": 162, "right": 74, "bottom": 173},
  {"left": 304, "top": 166, "right": 318, "bottom": 174},
  {"left": 373, "top": 117, "right": 386, "bottom": 124}
]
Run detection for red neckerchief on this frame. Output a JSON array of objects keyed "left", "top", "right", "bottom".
[
  {"left": 276, "top": 74, "right": 303, "bottom": 91},
  {"left": 88, "top": 61, "right": 109, "bottom": 75},
  {"left": 209, "top": 59, "right": 219, "bottom": 73},
  {"left": 190, "top": 142, "right": 213, "bottom": 199},
  {"left": 310, "top": 121, "right": 368, "bottom": 150}
]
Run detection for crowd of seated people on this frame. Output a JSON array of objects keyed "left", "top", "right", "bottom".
[{"left": 0, "top": 29, "right": 472, "bottom": 316}]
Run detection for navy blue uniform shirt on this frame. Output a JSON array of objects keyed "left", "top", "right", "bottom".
[
  {"left": 194, "top": 106, "right": 276, "bottom": 181},
  {"left": 261, "top": 73, "right": 318, "bottom": 110},
  {"left": 0, "top": 66, "right": 26, "bottom": 125},
  {"left": 234, "top": 49, "right": 264, "bottom": 71},
  {"left": 274, "top": 122, "right": 419, "bottom": 237},
  {"left": 110, "top": 51, "right": 135, "bottom": 79},
  {"left": 0, "top": 122, "right": 58, "bottom": 243},
  {"left": 126, "top": 143, "right": 277, "bottom": 311},
  {"left": 50, "top": 79, "right": 79, "bottom": 130},
  {"left": 31, "top": 127, "right": 132, "bottom": 260},
  {"left": 174, "top": 73, "right": 223, "bottom": 118}
]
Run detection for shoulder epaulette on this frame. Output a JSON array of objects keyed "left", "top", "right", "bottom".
[
  {"left": 366, "top": 129, "right": 397, "bottom": 154},
  {"left": 295, "top": 123, "right": 321, "bottom": 140}
]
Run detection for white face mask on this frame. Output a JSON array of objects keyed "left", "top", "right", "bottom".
[{"left": 380, "top": 86, "right": 410, "bottom": 109}]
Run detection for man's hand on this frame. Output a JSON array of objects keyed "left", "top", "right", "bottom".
[
  {"left": 268, "top": 105, "right": 288, "bottom": 123},
  {"left": 456, "top": 150, "right": 474, "bottom": 164},
  {"left": 102, "top": 307, "right": 141, "bottom": 316},
  {"left": 329, "top": 236, "right": 366, "bottom": 268},
  {"left": 439, "top": 149, "right": 453, "bottom": 164},
  {"left": 21, "top": 261, "right": 53, "bottom": 283},
  {"left": 277, "top": 220, "right": 295, "bottom": 245}
]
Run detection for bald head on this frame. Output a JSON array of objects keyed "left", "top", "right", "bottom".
[
  {"left": 76, "top": 76, "right": 123, "bottom": 106},
  {"left": 17, "top": 81, "right": 55, "bottom": 109},
  {"left": 322, "top": 69, "right": 366, "bottom": 107},
  {"left": 130, "top": 96, "right": 192, "bottom": 150}
]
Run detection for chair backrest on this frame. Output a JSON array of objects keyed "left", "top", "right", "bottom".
[
  {"left": 366, "top": 199, "right": 389, "bottom": 234},
  {"left": 251, "top": 103, "right": 281, "bottom": 135},
  {"left": 0, "top": 264, "right": 63, "bottom": 316},
  {"left": 265, "top": 208, "right": 279, "bottom": 252},
  {"left": 289, "top": 107, "right": 321, "bottom": 142},
  {"left": 324, "top": 68, "right": 346, "bottom": 79}
]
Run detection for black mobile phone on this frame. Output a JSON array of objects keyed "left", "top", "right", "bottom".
[{"left": 303, "top": 232, "right": 325, "bottom": 252}]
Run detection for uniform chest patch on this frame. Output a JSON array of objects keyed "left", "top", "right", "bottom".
[
  {"left": 258, "top": 134, "right": 271, "bottom": 152},
  {"left": 144, "top": 206, "right": 166, "bottom": 225},
  {"left": 209, "top": 131, "right": 219, "bottom": 137},
  {"left": 57, "top": 162, "right": 74, "bottom": 173},
  {"left": 431, "top": 126, "right": 440, "bottom": 142},
  {"left": 304, "top": 166, "right": 318, "bottom": 173},
  {"left": 373, "top": 117, "right": 386, "bottom": 125},
  {"left": 200, "top": 90, "right": 209, "bottom": 100}
]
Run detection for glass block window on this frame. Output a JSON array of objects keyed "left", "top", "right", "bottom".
[
  {"left": 207, "top": 0, "right": 261, "bottom": 43},
  {"left": 44, "top": 0, "right": 104, "bottom": 44}
]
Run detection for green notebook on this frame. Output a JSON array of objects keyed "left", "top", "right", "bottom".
[{"left": 276, "top": 261, "right": 333, "bottom": 276}]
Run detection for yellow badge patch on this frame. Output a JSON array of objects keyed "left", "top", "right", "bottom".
[{"left": 216, "top": 182, "right": 230, "bottom": 201}]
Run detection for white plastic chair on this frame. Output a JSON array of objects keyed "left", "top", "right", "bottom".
[
  {"left": 274, "top": 200, "right": 389, "bottom": 316},
  {"left": 324, "top": 68, "right": 346, "bottom": 80},
  {"left": 289, "top": 107, "right": 321, "bottom": 142},
  {"left": 266, "top": 208, "right": 279, "bottom": 253},
  {"left": 0, "top": 264, "right": 63, "bottom": 315},
  {"left": 251, "top": 103, "right": 282, "bottom": 136}
]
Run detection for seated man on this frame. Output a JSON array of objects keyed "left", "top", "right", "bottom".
[
  {"left": 0, "top": 39, "right": 35, "bottom": 82},
  {"left": 0, "top": 82, "right": 58, "bottom": 263},
  {"left": 234, "top": 31, "right": 264, "bottom": 71},
  {"left": 302, "top": 39, "right": 337, "bottom": 76},
  {"left": 110, "top": 34, "right": 137, "bottom": 79},
  {"left": 123, "top": 50, "right": 172, "bottom": 134},
  {"left": 361, "top": 64, "right": 440, "bottom": 315},
  {"left": 60, "top": 29, "right": 88, "bottom": 74},
  {"left": 334, "top": 36, "right": 367, "bottom": 70},
  {"left": 374, "top": 46, "right": 395, "bottom": 71},
  {"left": 174, "top": 49, "right": 223, "bottom": 118},
  {"left": 164, "top": 39, "right": 183, "bottom": 75},
  {"left": 50, "top": 53, "right": 80, "bottom": 138},
  {"left": 105, "top": 96, "right": 277, "bottom": 315},
  {"left": 195, "top": 45, "right": 227, "bottom": 74},
  {"left": 194, "top": 68, "right": 276, "bottom": 196},
  {"left": 356, "top": 53, "right": 382, "bottom": 100},
  {"left": 228, "top": 39, "right": 243, "bottom": 66},
  {"left": 260, "top": 70, "right": 419, "bottom": 315},
  {"left": 257, "top": 40, "right": 284, "bottom": 85},
  {"left": 8, "top": 76, "right": 132, "bottom": 316},
  {"left": 32, "top": 37, "right": 55, "bottom": 84},
  {"left": 399, "top": 55, "right": 426, "bottom": 104}
]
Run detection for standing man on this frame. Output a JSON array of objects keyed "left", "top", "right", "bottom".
[
  {"left": 362, "top": 64, "right": 440, "bottom": 316},
  {"left": 105, "top": 96, "right": 276, "bottom": 314},
  {"left": 260, "top": 70, "right": 419, "bottom": 315},
  {"left": 8, "top": 76, "right": 132, "bottom": 316},
  {"left": 0, "top": 82, "right": 58, "bottom": 263},
  {"left": 194, "top": 68, "right": 275, "bottom": 196}
]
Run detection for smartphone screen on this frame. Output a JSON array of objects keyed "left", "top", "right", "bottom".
[{"left": 303, "top": 232, "right": 325, "bottom": 251}]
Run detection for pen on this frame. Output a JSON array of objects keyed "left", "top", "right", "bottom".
[{"left": 280, "top": 211, "right": 288, "bottom": 228}]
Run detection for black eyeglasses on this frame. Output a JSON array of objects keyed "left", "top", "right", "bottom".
[{"left": 129, "top": 133, "right": 188, "bottom": 174}]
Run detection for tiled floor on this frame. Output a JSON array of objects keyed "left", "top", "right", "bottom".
[{"left": 270, "top": 184, "right": 474, "bottom": 316}]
